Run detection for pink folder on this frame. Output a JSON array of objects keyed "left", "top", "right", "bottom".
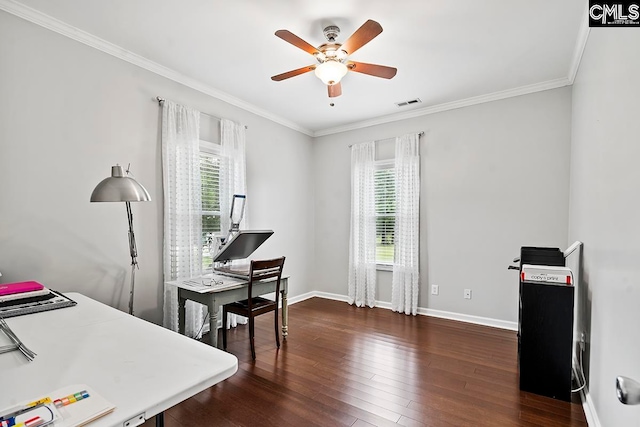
[{"left": 0, "top": 281, "right": 45, "bottom": 296}]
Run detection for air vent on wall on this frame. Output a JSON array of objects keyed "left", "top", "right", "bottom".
[{"left": 395, "top": 98, "right": 422, "bottom": 107}]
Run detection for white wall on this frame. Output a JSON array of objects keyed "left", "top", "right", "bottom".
[
  {"left": 569, "top": 28, "right": 640, "bottom": 427},
  {"left": 0, "top": 11, "right": 314, "bottom": 324},
  {"left": 313, "top": 88, "right": 572, "bottom": 323}
]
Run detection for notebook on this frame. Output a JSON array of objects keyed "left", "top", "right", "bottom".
[{"left": 0, "top": 281, "right": 44, "bottom": 296}]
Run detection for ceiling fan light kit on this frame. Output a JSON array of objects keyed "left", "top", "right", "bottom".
[
  {"left": 314, "top": 60, "right": 348, "bottom": 85},
  {"left": 271, "top": 19, "right": 397, "bottom": 98}
]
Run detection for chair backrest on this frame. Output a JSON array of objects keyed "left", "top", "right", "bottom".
[{"left": 247, "top": 257, "right": 286, "bottom": 306}]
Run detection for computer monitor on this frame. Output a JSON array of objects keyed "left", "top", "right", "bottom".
[{"left": 212, "top": 230, "right": 274, "bottom": 263}]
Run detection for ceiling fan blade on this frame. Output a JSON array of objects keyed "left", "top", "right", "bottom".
[
  {"left": 328, "top": 82, "right": 342, "bottom": 98},
  {"left": 347, "top": 61, "right": 397, "bottom": 79},
  {"left": 275, "top": 30, "right": 320, "bottom": 55},
  {"left": 340, "top": 20, "right": 383, "bottom": 56},
  {"left": 271, "top": 65, "right": 316, "bottom": 81}
]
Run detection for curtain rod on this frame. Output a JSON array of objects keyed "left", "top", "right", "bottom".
[
  {"left": 347, "top": 131, "right": 424, "bottom": 148},
  {"left": 156, "top": 96, "right": 248, "bottom": 129}
]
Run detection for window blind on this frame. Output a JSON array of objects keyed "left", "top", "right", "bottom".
[
  {"left": 200, "top": 152, "right": 221, "bottom": 270},
  {"left": 374, "top": 167, "right": 395, "bottom": 264}
]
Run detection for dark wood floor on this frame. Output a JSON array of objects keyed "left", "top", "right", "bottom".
[{"left": 144, "top": 298, "right": 587, "bottom": 426}]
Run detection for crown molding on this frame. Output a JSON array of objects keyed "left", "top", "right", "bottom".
[
  {"left": 568, "top": 6, "right": 591, "bottom": 84},
  {"left": 313, "top": 77, "right": 572, "bottom": 137},
  {"left": 0, "top": 0, "right": 314, "bottom": 137}
]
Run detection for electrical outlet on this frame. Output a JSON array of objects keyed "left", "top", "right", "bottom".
[
  {"left": 431, "top": 285, "right": 439, "bottom": 295},
  {"left": 580, "top": 332, "right": 586, "bottom": 352},
  {"left": 464, "top": 289, "right": 472, "bottom": 299}
]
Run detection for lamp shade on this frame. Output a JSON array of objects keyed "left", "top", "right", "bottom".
[
  {"left": 314, "top": 60, "right": 348, "bottom": 85},
  {"left": 90, "top": 165, "right": 151, "bottom": 202}
]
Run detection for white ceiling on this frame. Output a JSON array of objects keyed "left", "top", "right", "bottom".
[{"left": 5, "top": 0, "right": 586, "bottom": 135}]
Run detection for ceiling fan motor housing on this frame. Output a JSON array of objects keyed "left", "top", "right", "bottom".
[{"left": 323, "top": 25, "right": 340, "bottom": 42}]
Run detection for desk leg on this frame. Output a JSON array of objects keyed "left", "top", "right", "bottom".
[
  {"left": 208, "top": 301, "right": 219, "bottom": 348},
  {"left": 156, "top": 412, "right": 164, "bottom": 427},
  {"left": 281, "top": 289, "right": 288, "bottom": 340},
  {"left": 178, "top": 295, "right": 186, "bottom": 335}
]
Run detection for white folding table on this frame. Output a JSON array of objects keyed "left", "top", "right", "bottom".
[{"left": 0, "top": 292, "right": 238, "bottom": 426}]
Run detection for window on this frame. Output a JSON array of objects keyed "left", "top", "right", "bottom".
[
  {"left": 374, "top": 161, "right": 395, "bottom": 265},
  {"left": 200, "top": 142, "right": 222, "bottom": 271}
]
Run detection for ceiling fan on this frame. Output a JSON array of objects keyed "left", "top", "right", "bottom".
[{"left": 271, "top": 19, "right": 397, "bottom": 98}]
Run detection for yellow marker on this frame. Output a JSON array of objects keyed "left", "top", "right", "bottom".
[{"left": 26, "top": 397, "right": 51, "bottom": 407}]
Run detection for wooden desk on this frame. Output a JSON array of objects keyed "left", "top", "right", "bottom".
[
  {"left": 167, "top": 274, "right": 289, "bottom": 348},
  {"left": 0, "top": 293, "right": 237, "bottom": 426}
]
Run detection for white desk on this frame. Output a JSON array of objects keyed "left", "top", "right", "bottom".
[
  {"left": 167, "top": 274, "right": 289, "bottom": 348},
  {"left": 0, "top": 293, "right": 237, "bottom": 426}
]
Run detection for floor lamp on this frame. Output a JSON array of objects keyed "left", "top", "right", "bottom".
[{"left": 91, "top": 165, "right": 150, "bottom": 316}]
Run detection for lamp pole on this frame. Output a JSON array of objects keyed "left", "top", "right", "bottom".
[{"left": 126, "top": 200, "right": 138, "bottom": 316}]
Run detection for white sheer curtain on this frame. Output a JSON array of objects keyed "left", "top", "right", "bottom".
[
  {"left": 391, "top": 133, "right": 421, "bottom": 315},
  {"left": 219, "top": 118, "right": 248, "bottom": 328},
  {"left": 220, "top": 119, "right": 247, "bottom": 236},
  {"left": 161, "top": 100, "right": 206, "bottom": 337},
  {"left": 348, "top": 141, "right": 377, "bottom": 307}
]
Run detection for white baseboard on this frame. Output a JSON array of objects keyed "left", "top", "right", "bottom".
[
  {"left": 572, "top": 362, "right": 600, "bottom": 427},
  {"left": 310, "top": 291, "right": 350, "bottom": 303},
  {"left": 416, "top": 307, "right": 518, "bottom": 331},
  {"left": 288, "top": 291, "right": 517, "bottom": 331},
  {"left": 580, "top": 386, "right": 601, "bottom": 427},
  {"left": 287, "top": 291, "right": 318, "bottom": 305}
]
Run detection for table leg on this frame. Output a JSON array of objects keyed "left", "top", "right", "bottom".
[
  {"left": 178, "top": 295, "right": 186, "bottom": 335},
  {"left": 208, "top": 300, "right": 219, "bottom": 348},
  {"left": 156, "top": 412, "right": 164, "bottom": 427},
  {"left": 281, "top": 289, "right": 288, "bottom": 340}
]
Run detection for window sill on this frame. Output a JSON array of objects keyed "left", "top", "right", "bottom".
[{"left": 376, "top": 263, "right": 393, "bottom": 272}]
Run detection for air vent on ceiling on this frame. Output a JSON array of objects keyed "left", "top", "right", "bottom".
[{"left": 395, "top": 98, "right": 422, "bottom": 107}]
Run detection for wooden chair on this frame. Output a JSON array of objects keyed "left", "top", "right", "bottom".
[{"left": 222, "top": 257, "right": 285, "bottom": 359}]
